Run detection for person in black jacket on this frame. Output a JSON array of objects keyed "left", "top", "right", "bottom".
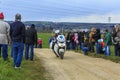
[
  {"left": 94, "top": 28, "right": 101, "bottom": 54},
  {"left": 25, "top": 24, "right": 37, "bottom": 60},
  {"left": 66, "top": 32, "right": 71, "bottom": 50},
  {"left": 10, "top": 13, "right": 25, "bottom": 68},
  {"left": 113, "top": 25, "right": 120, "bottom": 56},
  {"left": 80, "top": 31, "right": 85, "bottom": 50}
]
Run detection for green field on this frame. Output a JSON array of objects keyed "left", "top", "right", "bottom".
[{"left": 37, "top": 33, "right": 52, "bottom": 48}]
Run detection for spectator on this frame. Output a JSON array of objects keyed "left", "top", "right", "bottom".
[
  {"left": 114, "top": 27, "right": 120, "bottom": 57},
  {"left": 82, "top": 38, "right": 90, "bottom": 55},
  {"left": 25, "top": 24, "right": 37, "bottom": 60},
  {"left": 66, "top": 32, "right": 71, "bottom": 50},
  {"left": 0, "top": 12, "right": 11, "bottom": 60},
  {"left": 70, "top": 32, "right": 76, "bottom": 50},
  {"left": 103, "top": 29, "right": 112, "bottom": 56},
  {"left": 79, "top": 31, "right": 85, "bottom": 50},
  {"left": 97, "top": 38, "right": 105, "bottom": 53},
  {"left": 69, "top": 32, "right": 74, "bottom": 50},
  {"left": 112, "top": 25, "right": 120, "bottom": 56},
  {"left": 10, "top": 13, "right": 25, "bottom": 68},
  {"left": 37, "top": 38, "right": 42, "bottom": 48},
  {"left": 74, "top": 32, "right": 79, "bottom": 50},
  {"left": 94, "top": 28, "right": 101, "bottom": 54},
  {"left": 89, "top": 27, "right": 96, "bottom": 52}
]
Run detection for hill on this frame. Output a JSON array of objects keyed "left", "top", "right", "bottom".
[{"left": 7, "top": 21, "right": 119, "bottom": 32}]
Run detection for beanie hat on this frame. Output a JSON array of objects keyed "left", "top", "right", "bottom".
[
  {"left": 31, "top": 24, "right": 35, "bottom": 28},
  {"left": 0, "top": 12, "right": 4, "bottom": 19},
  {"left": 15, "top": 13, "right": 21, "bottom": 21}
]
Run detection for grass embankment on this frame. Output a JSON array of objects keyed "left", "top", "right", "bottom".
[
  {"left": 0, "top": 33, "right": 52, "bottom": 80},
  {"left": 77, "top": 46, "right": 120, "bottom": 63},
  {"left": 0, "top": 49, "right": 50, "bottom": 80},
  {"left": 0, "top": 57, "right": 48, "bottom": 80}
]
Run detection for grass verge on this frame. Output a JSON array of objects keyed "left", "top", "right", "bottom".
[
  {"left": 76, "top": 46, "right": 120, "bottom": 63},
  {"left": 37, "top": 33, "right": 52, "bottom": 48},
  {"left": 0, "top": 55, "right": 51, "bottom": 80}
]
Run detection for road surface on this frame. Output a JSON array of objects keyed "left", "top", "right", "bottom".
[{"left": 35, "top": 48, "right": 120, "bottom": 80}]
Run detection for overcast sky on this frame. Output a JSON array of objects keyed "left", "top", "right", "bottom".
[{"left": 0, "top": 0, "right": 120, "bottom": 23}]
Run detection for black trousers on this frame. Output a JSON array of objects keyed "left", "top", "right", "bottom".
[
  {"left": 90, "top": 42, "right": 95, "bottom": 52},
  {"left": 114, "top": 44, "right": 120, "bottom": 56}
]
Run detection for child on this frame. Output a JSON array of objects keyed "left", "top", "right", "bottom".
[
  {"left": 38, "top": 38, "right": 42, "bottom": 48},
  {"left": 98, "top": 37, "right": 105, "bottom": 53}
]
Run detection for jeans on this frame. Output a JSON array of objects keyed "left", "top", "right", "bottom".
[
  {"left": 70, "top": 42, "right": 75, "bottom": 50},
  {"left": 12, "top": 42, "right": 24, "bottom": 67},
  {"left": 96, "top": 43, "right": 100, "bottom": 54},
  {"left": 82, "top": 47, "right": 89, "bottom": 55},
  {"left": 105, "top": 46, "right": 111, "bottom": 56},
  {"left": 66, "top": 41, "right": 70, "bottom": 50},
  {"left": 81, "top": 43, "right": 84, "bottom": 50},
  {"left": 0, "top": 44, "right": 8, "bottom": 60},
  {"left": 25, "top": 44, "right": 34, "bottom": 60},
  {"left": 81, "top": 43, "right": 89, "bottom": 55}
]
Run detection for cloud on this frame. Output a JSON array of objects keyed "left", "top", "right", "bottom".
[{"left": 52, "top": 13, "right": 120, "bottom": 23}]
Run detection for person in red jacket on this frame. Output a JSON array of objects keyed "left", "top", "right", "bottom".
[{"left": 38, "top": 38, "right": 42, "bottom": 48}]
